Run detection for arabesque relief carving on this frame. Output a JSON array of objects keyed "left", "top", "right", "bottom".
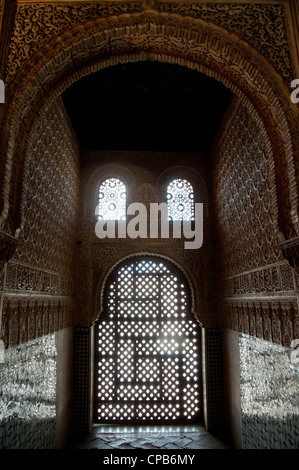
[
  {"left": 0, "top": 99, "right": 79, "bottom": 348},
  {"left": 156, "top": 1, "right": 293, "bottom": 83},
  {"left": 213, "top": 100, "right": 282, "bottom": 278},
  {"left": 220, "top": 262, "right": 296, "bottom": 298},
  {"left": 11, "top": 99, "right": 80, "bottom": 275},
  {"left": 222, "top": 298, "right": 299, "bottom": 347},
  {"left": 1, "top": 295, "right": 74, "bottom": 348},
  {"left": 213, "top": 100, "right": 299, "bottom": 344},
  {"left": 5, "top": 1, "right": 293, "bottom": 84}
]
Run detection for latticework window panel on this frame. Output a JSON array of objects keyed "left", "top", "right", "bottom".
[
  {"left": 94, "top": 258, "right": 201, "bottom": 424},
  {"left": 97, "top": 178, "right": 126, "bottom": 220},
  {"left": 167, "top": 178, "right": 195, "bottom": 221}
]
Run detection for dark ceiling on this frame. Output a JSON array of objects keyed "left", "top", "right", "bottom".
[{"left": 62, "top": 61, "right": 233, "bottom": 152}]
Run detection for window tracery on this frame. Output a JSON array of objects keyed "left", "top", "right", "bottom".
[
  {"left": 167, "top": 179, "right": 195, "bottom": 221},
  {"left": 96, "top": 178, "right": 126, "bottom": 220},
  {"left": 94, "top": 258, "right": 201, "bottom": 424}
]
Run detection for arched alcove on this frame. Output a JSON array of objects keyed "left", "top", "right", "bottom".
[{"left": 0, "top": 5, "right": 298, "bottom": 448}]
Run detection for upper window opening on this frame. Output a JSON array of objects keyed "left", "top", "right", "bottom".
[
  {"left": 167, "top": 179, "right": 195, "bottom": 221},
  {"left": 97, "top": 178, "right": 126, "bottom": 220}
]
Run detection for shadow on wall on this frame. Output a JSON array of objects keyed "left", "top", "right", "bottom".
[
  {"left": 241, "top": 414, "right": 299, "bottom": 449},
  {"left": 0, "top": 416, "right": 56, "bottom": 449},
  {"left": 239, "top": 333, "right": 299, "bottom": 449}
]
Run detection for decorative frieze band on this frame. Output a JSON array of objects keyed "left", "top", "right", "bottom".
[
  {"left": 1, "top": 261, "right": 75, "bottom": 296},
  {"left": 5, "top": 1, "right": 293, "bottom": 83},
  {"left": 221, "top": 297, "right": 299, "bottom": 347},
  {"left": 0, "top": 294, "right": 75, "bottom": 348},
  {"left": 220, "top": 262, "right": 297, "bottom": 298}
]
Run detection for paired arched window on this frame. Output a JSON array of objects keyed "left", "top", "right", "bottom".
[{"left": 96, "top": 177, "right": 195, "bottom": 220}]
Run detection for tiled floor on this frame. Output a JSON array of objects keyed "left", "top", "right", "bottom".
[{"left": 67, "top": 424, "right": 232, "bottom": 450}]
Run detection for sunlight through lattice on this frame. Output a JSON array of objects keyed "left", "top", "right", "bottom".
[
  {"left": 97, "top": 178, "right": 126, "bottom": 220},
  {"left": 167, "top": 179, "right": 194, "bottom": 221},
  {"left": 94, "top": 259, "right": 201, "bottom": 423}
]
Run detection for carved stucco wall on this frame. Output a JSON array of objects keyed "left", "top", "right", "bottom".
[
  {"left": 213, "top": 99, "right": 299, "bottom": 348},
  {"left": 0, "top": 98, "right": 80, "bottom": 348},
  {"left": 4, "top": 1, "right": 294, "bottom": 84}
]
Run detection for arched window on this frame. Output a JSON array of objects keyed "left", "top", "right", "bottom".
[
  {"left": 94, "top": 257, "right": 201, "bottom": 424},
  {"left": 96, "top": 178, "right": 126, "bottom": 220},
  {"left": 167, "top": 178, "right": 195, "bottom": 221}
]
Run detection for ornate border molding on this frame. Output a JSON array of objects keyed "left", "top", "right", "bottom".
[
  {"left": 221, "top": 296, "right": 299, "bottom": 347},
  {"left": 0, "top": 294, "right": 75, "bottom": 348},
  {"left": 4, "top": 1, "right": 294, "bottom": 84},
  {"left": 220, "top": 262, "right": 297, "bottom": 298},
  {"left": 2, "top": 261, "right": 75, "bottom": 295}
]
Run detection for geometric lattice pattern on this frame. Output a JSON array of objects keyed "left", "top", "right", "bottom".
[
  {"left": 167, "top": 179, "right": 194, "bottom": 221},
  {"left": 94, "top": 258, "right": 201, "bottom": 424},
  {"left": 97, "top": 178, "right": 126, "bottom": 220},
  {"left": 74, "top": 328, "right": 90, "bottom": 432}
]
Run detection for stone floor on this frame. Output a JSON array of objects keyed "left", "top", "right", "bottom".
[{"left": 67, "top": 424, "right": 233, "bottom": 450}]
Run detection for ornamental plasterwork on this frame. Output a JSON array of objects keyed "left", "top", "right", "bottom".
[
  {"left": 213, "top": 99, "right": 299, "bottom": 344},
  {"left": 156, "top": 1, "right": 293, "bottom": 82},
  {"left": 5, "top": 1, "right": 293, "bottom": 83},
  {"left": 0, "top": 99, "right": 79, "bottom": 347},
  {"left": 1, "top": 295, "right": 74, "bottom": 348},
  {"left": 222, "top": 297, "right": 299, "bottom": 347}
]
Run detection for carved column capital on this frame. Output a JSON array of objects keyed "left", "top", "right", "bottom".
[
  {"left": 0, "top": 230, "right": 18, "bottom": 270},
  {"left": 280, "top": 236, "right": 299, "bottom": 273}
]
